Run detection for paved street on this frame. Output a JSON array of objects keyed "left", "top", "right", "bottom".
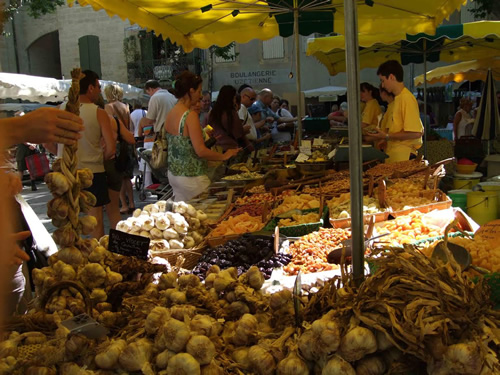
[{"left": 21, "top": 179, "right": 157, "bottom": 235}]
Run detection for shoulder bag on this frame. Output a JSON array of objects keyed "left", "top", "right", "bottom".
[
  {"left": 150, "top": 125, "right": 168, "bottom": 169},
  {"left": 114, "top": 117, "right": 130, "bottom": 173}
]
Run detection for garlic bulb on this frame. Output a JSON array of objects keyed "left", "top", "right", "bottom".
[
  {"left": 270, "top": 290, "right": 292, "bottom": 310},
  {"left": 355, "top": 355, "right": 387, "bottom": 375},
  {"left": 213, "top": 270, "right": 236, "bottom": 293},
  {"left": 186, "top": 335, "right": 216, "bottom": 365},
  {"left": 47, "top": 295, "right": 66, "bottom": 312},
  {"left": 277, "top": 351, "right": 309, "bottom": 375},
  {"left": 232, "top": 314, "right": 258, "bottom": 346},
  {"left": 155, "top": 319, "right": 190, "bottom": 353},
  {"left": 45, "top": 171, "right": 70, "bottom": 195},
  {"left": 205, "top": 273, "right": 217, "bottom": 289},
  {"left": 78, "top": 263, "right": 106, "bottom": 288},
  {"left": 88, "top": 246, "right": 109, "bottom": 263},
  {"left": 163, "top": 228, "right": 180, "bottom": 240},
  {"left": 105, "top": 268, "right": 123, "bottom": 286},
  {"left": 149, "top": 227, "right": 163, "bottom": 239},
  {"left": 311, "top": 318, "right": 340, "bottom": 353},
  {"left": 156, "top": 349, "right": 176, "bottom": 370},
  {"left": 157, "top": 200, "right": 167, "bottom": 212},
  {"left": 232, "top": 347, "right": 250, "bottom": 369},
  {"left": 167, "top": 353, "right": 200, "bottom": 375},
  {"left": 442, "top": 342, "right": 482, "bottom": 374},
  {"left": 141, "top": 217, "right": 155, "bottom": 231},
  {"left": 79, "top": 215, "right": 97, "bottom": 235},
  {"left": 159, "top": 272, "right": 178, "bottom": 290},
  {"left": 151, "top": 239, "right": 170, "bottom": 252},
  {"left": 90, "top": 288, "right": 107, "bottom": 303},
  {"left": 146, "top": 307, "right": 170, "bottom": 335},
  {"left": 169, "top": 239, "right": 184, "bottom": 249},
  {"left": 190, "top": 315, "right": 221, "bottom": 337},
  {"left": 201, "top": 361, "right": 224, "bottom": 375},
  {"left": 47, "top": 197, "right": 69, "bottom": 220},
  {"left": 77, "top": 168, "right": 93, "bottom": 188},
  {"left": 118, "top": 338, "right": 153, "bottom": 373},
  {"left": 169, "top": 290, "right": 187, "bottom": 304},
  {"left": 53, "top": 261, "right": 76, "bottom": 280},
  {"left": 248, "top": 345, "right": 276, "bottom": 375},
  {"left": 65, "top": 333, "right": 89, "bottom": 357},
  {"left": 139, "top": 230, "right": 152, "bottom": 239},
  {"left": 375, "top": 330, "right": 394, "bottom": 351},
  {"left": 178, "top": 274, "right": 201, "bottom": 289},
  {"left": 321, "top": 355, "right": 356, "bottom": 375},
  {"left": 156, "top": 216, "right": 170, "bottom": 230},
  {"left": 26, "top": 366, "right": 56, "bottom": 375},
  {"left": 183, "top": 235, "right": 196, "bottom": 249},
  {"left": 170, "top": 305, "right": 197, "bottom": 321},
  {"left": 339, "top": 326, "right": 377, "bottom": 362},
  {"left": 133, "top": 208, "right": 142, "bottom": 217},
  {"left": 57, "top": 246, "right": 83, "bottom": 266}
]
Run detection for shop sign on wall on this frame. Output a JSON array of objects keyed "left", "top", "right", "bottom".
[{"left": 226, "top": 69, "right": 293, "bottom": 86}]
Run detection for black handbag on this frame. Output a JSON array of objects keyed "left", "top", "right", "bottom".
[{"left": 114, "top": 117, "right": 130, "bottom": 172}]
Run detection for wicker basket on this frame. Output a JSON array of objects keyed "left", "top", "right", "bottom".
[{"left": 152, "top": 241, "right": 208, "bottom": 270}]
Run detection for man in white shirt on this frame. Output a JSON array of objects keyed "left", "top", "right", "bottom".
[
  {"left": 139, "top": 80, "right": 177, "bottom": 135},
  {"left": 239, "top": 87, "right": 258, "bottom": 142},
  {"left": 130, "top": 102, "right": 147, "bottom": 137}
]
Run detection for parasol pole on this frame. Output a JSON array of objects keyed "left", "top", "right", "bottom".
[
  {"left": 423, "top": 39, "right": 428, "bottom": 158},
  {"left": 344, "top": 0, "right": 364, "bottom": 286},
  {"left": 293, "top": 0, "right": 303, "bottom": 145}
]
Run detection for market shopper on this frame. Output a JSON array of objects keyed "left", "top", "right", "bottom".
[
  {"left": 64, "top": 70, "right": 116, "bottom": 238},
  {"left": 130, "top": 102, "right": 146, "bottom": 138},
  {"left": 372, "top": 60, "right": 424, "bottom": 163},
  {"left": 103, "top": 85, "right": 137, "bottom": 216},
  {"left": 328, "top": 102, "right": 348, "bottom": 126},
  {"left": 140, "top": 79, "right": 177, "bottom": 135},
  {"left": 165, "top": 71, "right": 240, "bottom": 202},
  {"left": 373, "top": 87, "right": 395, "bottom": 151},
  {"left": 200, "top": 91, "right": 211, "bottom": 128},
  {"left": 360, "top": 82, "right": 382, "bottom": 132},
  {"left": 453, "top": 97, "right": 474, "bottom": 140}
]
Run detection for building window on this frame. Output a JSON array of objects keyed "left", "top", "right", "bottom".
[
  {"left": 78, "top": 35, "right": 102, "bottom": 77},
  {"left": 215, "top": 44, "right": 236, "bottom": 63},
  {"left": 263, "top": 37, "right": 284, "bottom": 59}
]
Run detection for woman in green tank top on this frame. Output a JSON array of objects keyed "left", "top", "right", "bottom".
[{"left": 164, "top": 72, "right": 240, "bottom": 201}]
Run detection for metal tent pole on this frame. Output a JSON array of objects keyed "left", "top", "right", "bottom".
[
  {"left": 294, "top": 1, "right": 303, "bottom": 145},
  {"left": 423, "top": 40, "right": 428, "bottom": 158},
  {"left": 344, "top": 0, "right": 364, "bottom": 286}
]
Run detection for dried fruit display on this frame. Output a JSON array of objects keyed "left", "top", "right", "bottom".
[
  {"left": 328, "top": 193, "right": 387, "bottom": 219},
  {"left": 283, "top": 228, "right": 351, "bottom": 275},
  {"left": 209, "top": 213, "right": 266, "bottom": 237},
  {"left": 365, "top": 160, "right": 426, "bottom": 179},
  {"left": 273, "top": 194, "right": 319, "bottom": 216}
]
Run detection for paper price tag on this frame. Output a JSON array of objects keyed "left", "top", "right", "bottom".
[
  {"left": 313, "top": 138, "right": 324, "bottom": 146},
  {"left": 299, "top": 147, "right": 312, "bottom": 156},
  {"left": 295, "top": 153, "right": 310, "bottom": 163},
  {"left": 328, "top": 149, "right": 337, "bottom": 159},
  {"left": 61, "top": 314, "right": 108, "bottom": 339},
  {"left": 301, "top": 140, "right": 312, "bottom": 148}
]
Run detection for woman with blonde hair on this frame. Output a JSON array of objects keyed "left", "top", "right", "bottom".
[{"left": 104, "top": 84, "right": 137, "bottom": 215}]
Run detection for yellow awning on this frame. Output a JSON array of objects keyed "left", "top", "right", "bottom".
[
  {"left": 68, "top": 0, "right": 467, "bottom": 52},
  {"left": 307, "top": 20, "right": 500, "bottom": 76},
  {"left": 414, "top": 57, "right": 500, "bottom": 86}
]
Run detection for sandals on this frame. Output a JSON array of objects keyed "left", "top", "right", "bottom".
[{"left": 120, "top": 208, "right": 129, "bottom": 214}]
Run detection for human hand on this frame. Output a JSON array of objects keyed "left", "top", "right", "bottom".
[
  {"left": 262, "top": 133, "right": 272, "bottom": 141},
  {"left": 7, "top": 231, "right": 31, "bottom": 266},
  {"left": 243, "top": 124, "right": 251, "bottom": 134},
  {"left": 371, "top": 128, "right": 387, "bottom": 140},
  {"left": 223, "top": 148, "right": 241, "bottom": 160},
  {"left": 265, "top": 116, "right": 274, "bottom": 123},
  {"left": 21, "top": 107, "right": 84, "bottom": 145}
]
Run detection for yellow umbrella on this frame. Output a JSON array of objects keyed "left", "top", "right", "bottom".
[
  {"left": 307, "top": 21, "right": 500, "bottom": 76},
  {"left": 414, "top": 56, "right": 500, "bottom": 86},
  {"left": 68, "top": 1, "right": 466, "bottom": 53}
]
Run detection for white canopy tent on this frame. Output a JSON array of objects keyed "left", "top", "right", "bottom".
[
  {"left": 0, "top": 72, "right": 144, "bottom": 104},
  {"left": 303, "top": 86, "right": 347, "bottom": 98}
]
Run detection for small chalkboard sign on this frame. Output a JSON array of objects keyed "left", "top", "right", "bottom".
[{"left": 108, "top": 228, "right": 150, "bottom": 260}]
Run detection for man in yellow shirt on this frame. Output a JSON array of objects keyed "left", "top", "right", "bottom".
[{"left": 372, "top": 60, "right": 423, "bottom": 163}]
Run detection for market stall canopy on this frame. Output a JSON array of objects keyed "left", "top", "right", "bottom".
[
  {"left": 0, "top": 72, "right": 144, "bottom": 103},
  {"left": 303, "top": 86, "right": 347, "bottom": 98},
  {"left": 307, "top": 21, "right": 500, "bottom": 76},
  {"left": 414, "top": 57, "right": 500, "bottom": 86},
  {"left": 0, "top": 103, "right": 54, "bottom": 113},
  {"left": 68, "top": 0, "right": 467, "bottom": 52}
]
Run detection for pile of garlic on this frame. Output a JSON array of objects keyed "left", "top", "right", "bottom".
[{"left": 116, "top": 201, "right": 209, "bottom": 251}]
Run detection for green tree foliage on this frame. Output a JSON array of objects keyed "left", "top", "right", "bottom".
[{"left": 470, "top": 0, "right": 500, "bottom": 19}]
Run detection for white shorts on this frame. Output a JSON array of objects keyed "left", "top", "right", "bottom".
[{"left": 167, "top": 171, "right": 211, "bottom": 202}]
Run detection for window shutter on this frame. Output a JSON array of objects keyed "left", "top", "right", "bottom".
[
  {"left": 78, "top": 35, "right": 102, "bottom": 77},
  {"left": 263, "top": 37, "right": 284, "bottom": 60}
]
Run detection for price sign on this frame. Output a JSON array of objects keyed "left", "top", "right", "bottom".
[
  {"left": 295, "top": 153, "right": 310, "bottom": 163},
  {"left": 108, "top": 229, "right": 150, "bottom": 260},
  {"left": 61, "top": 313, "right": 108, "bottom": 339},
  {"left": 301, "top": 140, "right": 312, "bottom": 148},
  {"left": 475, "top": 219, "right": 500, "bottom": 246},
  {"left": 328, "top": 149, "right": 337, "bottom": 159},
  {"left": 313, "top": 138, "right": 324, "bottom": 146}
]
